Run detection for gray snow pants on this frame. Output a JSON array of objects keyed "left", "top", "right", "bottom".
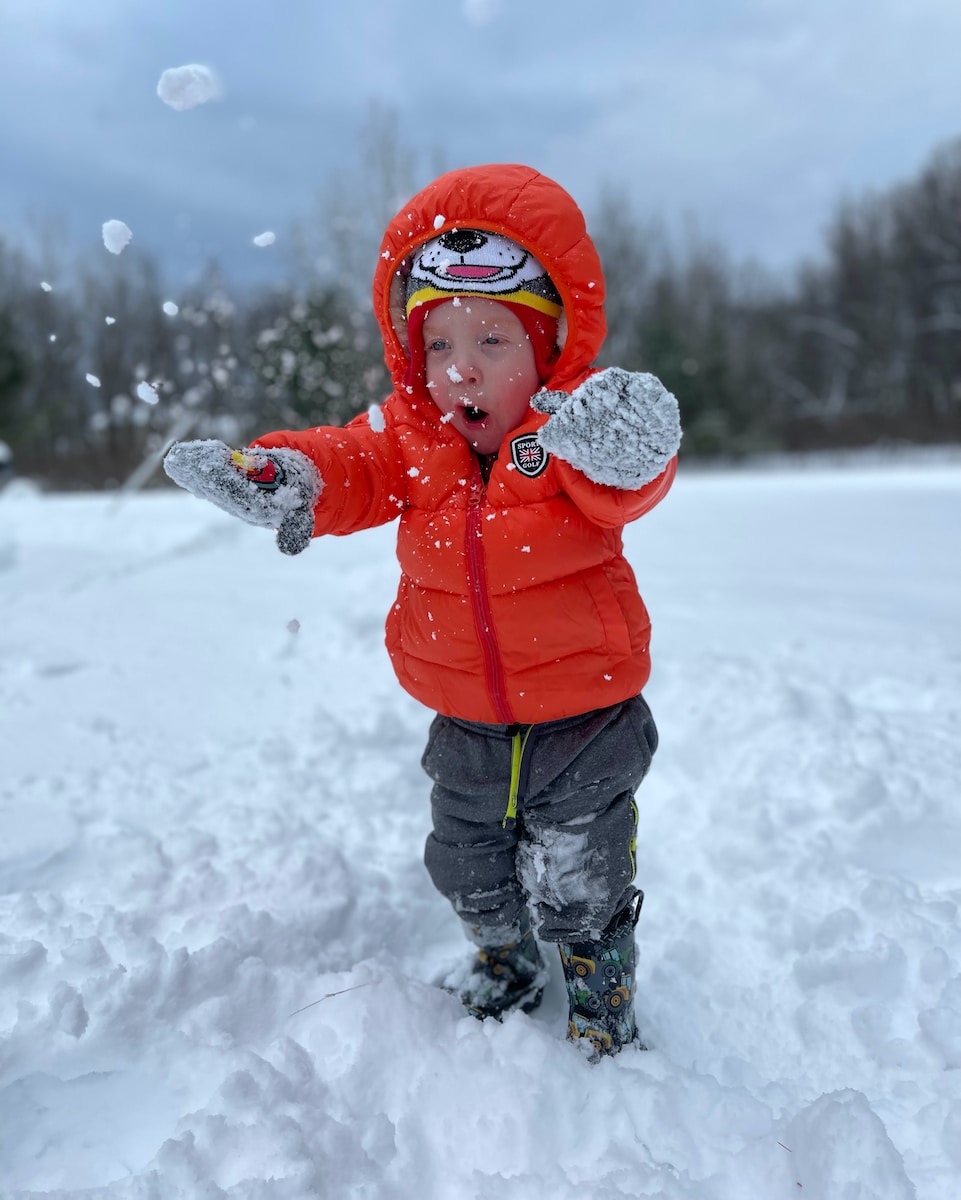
[{"left": 421, "top": 694, "right": 658, "bottom": 944}]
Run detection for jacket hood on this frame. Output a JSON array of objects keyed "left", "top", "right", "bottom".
[{"left": 372, "top": 164, "right": 606, "bottom": 396}]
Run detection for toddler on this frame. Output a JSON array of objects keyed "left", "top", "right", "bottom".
[{"left": 165, "top": 163, "right": 681, "bottom": 1057}]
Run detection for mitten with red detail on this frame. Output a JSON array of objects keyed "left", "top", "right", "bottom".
[
  {"left": 531, "top": 367, "right": 682, "bottom": 489},
  {"left": 163, "top": 439, "right": 323, "bottom": 555}
]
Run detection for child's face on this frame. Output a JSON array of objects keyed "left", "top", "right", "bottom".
[{"left": 422, "top": 298, "right": 541, "bottom": 455}]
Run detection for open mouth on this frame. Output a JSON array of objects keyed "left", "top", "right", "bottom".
[{"left": 461, "top": 405, "right": 488, "bottom": 423}]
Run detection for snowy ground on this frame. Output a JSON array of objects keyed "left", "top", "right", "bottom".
[{"left": 1, "top": 460, "right": 959, "bottom": 1199}]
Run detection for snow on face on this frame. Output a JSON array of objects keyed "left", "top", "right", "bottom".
[
  {"left": 102, "top": 220, "right": 132, "bottom": 255},
  {"left": 422, "top": 298, "right": 540, "bottom": 453},
  {"left": 156, "top": 64, "right": 222, "bottom": 111}
]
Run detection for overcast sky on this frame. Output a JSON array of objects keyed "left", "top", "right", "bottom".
[{"left": 1, "top": 0, "right": 959, "bottom": 291}]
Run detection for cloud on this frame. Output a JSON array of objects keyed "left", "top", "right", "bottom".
[{"left": 0, "top": 0, "right": 957, "bottom": 283}]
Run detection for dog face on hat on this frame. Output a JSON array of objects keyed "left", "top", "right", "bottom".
[
  {"left": 414, "top": 230, "right": 537, "bottom": 293},
  {"left": 408, "top": 230, "right": 559, "bottom": 305}
]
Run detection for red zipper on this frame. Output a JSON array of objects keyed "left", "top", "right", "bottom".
[{"left": 466, "top": 462, "right": 515, "bottom": 724}]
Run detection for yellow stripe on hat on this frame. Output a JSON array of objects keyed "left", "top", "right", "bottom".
[{"left": 405, "top": 284, "right": 562, "bottom": 320}]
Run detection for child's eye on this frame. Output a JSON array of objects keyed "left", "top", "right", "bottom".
[
  {"left": 428, "top": 339, "right": 449, "bottom": 352},
  {"left": 482, "top": 335, "right": 502, "bottom": 345}
]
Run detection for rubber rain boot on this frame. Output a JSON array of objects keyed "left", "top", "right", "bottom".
[
  {"left": 458, "top": 907, "right": 546, "bottom": 1020},
  {"left": 559, "top": 891, "right": 644, "bottom": 1058}
]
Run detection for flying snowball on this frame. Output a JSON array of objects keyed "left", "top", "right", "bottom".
[
  {"left": 102, "top": 220, "right": 133, "bottom": 255},
  {"left": 136, "top": 381, "right": 160, "bottom": 406},
  {"left": 85, "top": 373, "right": 101, "bottom": 388},
  {"left": 162, "top": 301, "right": 179, "bottom": 316},
  {"left": 40, "top": 281, "right": 53, "bottom": 292},
  {"left": 157, "top": 64, "right": 223, "bottom": 111},
  {"left": 252, "top": 231, "right": 276, "bottom": 247}
]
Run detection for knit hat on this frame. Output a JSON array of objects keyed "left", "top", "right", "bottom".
[{"left": 403, "top": 229, "right": 563, "bottom": 390}]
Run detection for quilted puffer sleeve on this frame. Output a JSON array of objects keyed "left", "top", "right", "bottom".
[
  {"left": 554, "top": 455, "right": 677, "bottom": 529},
  {"left": 253, "top": 408, "right": 409, "bottom": 537}
]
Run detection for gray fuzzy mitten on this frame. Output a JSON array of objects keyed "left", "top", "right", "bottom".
[
  {"left": 163, "top": 439, "right": 323, "bottom": 555},
  {"left": 531, "top": 367, "right": 681, "bottom": 489}
]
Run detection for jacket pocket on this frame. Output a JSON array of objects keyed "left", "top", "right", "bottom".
[
  {"left": 584, "top": 568, "right": 634, "bottom": 661},
  {"left": 625, "top": 692, "right": 659, "bottom": 763}
]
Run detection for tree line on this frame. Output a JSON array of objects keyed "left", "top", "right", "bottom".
[{"left": 0, "top": 136, "right": 958, "bottom": 489}]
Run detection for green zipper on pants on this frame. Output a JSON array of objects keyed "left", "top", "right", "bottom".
[{"left": 503, "top": 724, "right": 534, "bottom": 828}]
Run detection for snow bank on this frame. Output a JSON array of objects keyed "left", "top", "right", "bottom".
[{"left": 0, "top": 463, "right": 958, "bottom": 1197}]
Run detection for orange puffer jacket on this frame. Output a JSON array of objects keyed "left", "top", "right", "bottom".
[{"left": 256, "top": 164, "right": 676, "bottom": 724}]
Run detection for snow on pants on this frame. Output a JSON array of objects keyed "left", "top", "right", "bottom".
[{"left": 421, "top": 694, "right": 658, "bottom": 944}]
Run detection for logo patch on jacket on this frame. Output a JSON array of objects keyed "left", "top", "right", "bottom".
[{"left": 510, "top": 433, "right": 549, "bottom": 478}]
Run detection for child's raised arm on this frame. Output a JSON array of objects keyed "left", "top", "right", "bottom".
[
  {"left": 532, "top": 367, "right": 681, "bottom": 491},
  {"left": 163, "top": 440, "right": 323, "bottom": 555}
]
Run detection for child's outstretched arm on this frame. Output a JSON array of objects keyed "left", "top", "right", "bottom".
[
  {"left": 531, "top": 367, "right": 681, "bottom": 491},
  {"left": 163, "top": 440, "right": 323, "bottom": 555}
]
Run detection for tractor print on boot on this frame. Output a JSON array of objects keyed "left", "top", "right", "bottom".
[
  {"left": 559, "top": 892, "right": 644, "bottom": 1057},
  {"left": 459, "top": 908, "right": 546, "bottom": 1020}
]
